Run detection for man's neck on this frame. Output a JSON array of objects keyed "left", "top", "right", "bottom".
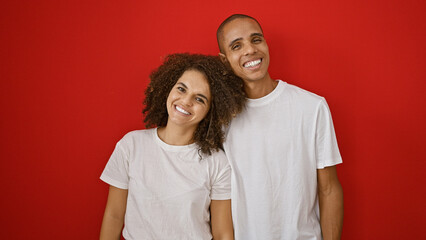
[{"left": 244, "top": 74, "right": 278, "bottom": 99}]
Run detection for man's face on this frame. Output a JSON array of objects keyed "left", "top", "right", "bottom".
[{"left": 219, "top": 18, "right": 270, "bottom": 83}]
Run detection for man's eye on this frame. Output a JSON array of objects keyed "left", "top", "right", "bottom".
[
  {"left": 253, "top": 38, "right": 262, "bottom": 43},
  {"left": 231, "top": 44, "right": 240, "bottom": 50}
]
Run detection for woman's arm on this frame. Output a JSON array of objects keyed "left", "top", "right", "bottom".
[
  {"left": 100, "top": 185, "right": 128, "bottom": 240},
  {"left": 210, "top": 199, "right": 234, "bottom": 240}
]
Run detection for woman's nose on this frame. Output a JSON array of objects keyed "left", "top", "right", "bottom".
[{"left": 181, "top": 94, "right": 193, "bottom": 106}]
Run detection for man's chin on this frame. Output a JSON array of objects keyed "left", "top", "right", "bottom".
[{"left": 242, "top": 73, "right": 270, "bottom": 83}]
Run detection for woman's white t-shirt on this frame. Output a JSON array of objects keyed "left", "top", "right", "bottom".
[{"left": 100, "top": 128, "right": 231, "bottom": 240}]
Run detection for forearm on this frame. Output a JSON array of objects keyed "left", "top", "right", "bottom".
[
  {"left": 100, "top": 186, "right": 128, "bottom": 240},
  {"left": 211, "top": 199, "right": 234, "bottom": 240},
  {"left": 318, "top": 182, "right": 343, "bottom": 240},
  {"left": 99, "top": 214, "right": 124, "bottom": 240},
  {"left": 213, "top": 233, "right": 234, "bottom": 240}
]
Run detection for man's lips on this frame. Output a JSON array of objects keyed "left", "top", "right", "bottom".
[{"left": 243, "top": 58, "right": 262, "bottom": 68}]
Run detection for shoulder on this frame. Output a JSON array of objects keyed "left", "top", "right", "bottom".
[
  {"left": 118, "top": 128, "right": 156, "bottom": 147},
  {"left": 274, "top": 81, "right": 328, "bottom": 113},
  {"left": 206, "top": 149, "right": 229, "bottom": 167},
  {"left": 122, "top": 128, "right": 154, "bottom": 139},
  {"left": 280, "top": 81, "right": 325, "bottom": 103},
  {"left": 210, "top": 149, "right": 227, "bottom": 160}
]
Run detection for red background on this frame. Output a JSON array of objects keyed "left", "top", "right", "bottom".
[{"left": 1, "top": 0, "right": 425, "bottom": 239}]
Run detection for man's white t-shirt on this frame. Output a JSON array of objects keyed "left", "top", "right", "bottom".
[
  {"left": 224, "top": 80, "right": 342, "bottom": 240},
  {"left": 101, "top": 128, "right": 231, "bottom": 240}
]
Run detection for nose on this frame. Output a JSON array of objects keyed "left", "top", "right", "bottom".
[
  {"left": 181, "top": 94, "right": 193, "bottom": 106},
  {"left": 244, "top": 43, "right": 257, "bottom": 55}
]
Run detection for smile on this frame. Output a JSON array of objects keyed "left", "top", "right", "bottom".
[
  {"left": 243, "top": 59, "right": 262, "bottom": 68},
  {"left": 175, "top": 105, "right": 190, "bottom": 115}
]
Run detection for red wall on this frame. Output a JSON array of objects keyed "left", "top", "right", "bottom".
[{"left": 1, "top": 0, "right": 425, "bottom": 239}]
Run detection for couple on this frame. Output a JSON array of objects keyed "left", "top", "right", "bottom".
[{"left": 100, "top": 14, "right": 343, "bottom": 240}]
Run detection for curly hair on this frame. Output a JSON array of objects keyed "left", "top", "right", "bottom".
[{"left": 143, "top": 53, "right": 246, "bottom": 155}]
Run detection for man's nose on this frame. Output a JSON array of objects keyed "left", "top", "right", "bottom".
[{"left": 244, "top": 43, "right": 257, "bottom": 55}]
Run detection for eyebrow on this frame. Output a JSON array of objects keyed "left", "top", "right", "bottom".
[
  {"left": 251, "top": 33, "right": 264, "bottom": 38},
  {"left": 177, "top": 82, "right": 209, "bottom": 102},
  {"left": 177, "top": 82, "right": 188, "bottom": 89},
  {"left": 228, "top": 37, "right": 243, "bottom": 48},
  {"left": 228, "top": 33, "right": 264, "bottom": 48}
]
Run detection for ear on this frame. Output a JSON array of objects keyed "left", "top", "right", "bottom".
[{"left": 218, "top": 53, "right": 228, "bottom": 63}]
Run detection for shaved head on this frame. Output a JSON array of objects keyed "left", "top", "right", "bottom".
[{"left": 216, "top": 14, "right": 263, "bottom": 53}]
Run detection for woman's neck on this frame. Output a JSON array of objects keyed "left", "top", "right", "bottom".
[{"left": 157, "top": 124, "right": 196, "bottom": 146}]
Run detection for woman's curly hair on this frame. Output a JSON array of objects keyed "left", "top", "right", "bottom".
[{"left": 143, "top": 53, "right": 246, "bottom": 155}]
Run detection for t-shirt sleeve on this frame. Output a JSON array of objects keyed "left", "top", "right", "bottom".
[
  {"left": 100, "top": 140, "right": 129, "bottom": 189},
  {"left": 315, "top": 99, "right": 343, "bottom": 169},
  {"left": 210, "top": 151, "right": 231, "bottom": 200}
]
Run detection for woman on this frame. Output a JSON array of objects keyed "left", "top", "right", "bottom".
[{"left": 99, "top": 53, "right": 245, "bottom": 240}]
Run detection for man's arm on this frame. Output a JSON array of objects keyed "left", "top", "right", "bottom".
[
  {"left": 317, "top": 166, "right": 343, "bottom": 240},
  {"left": 100, "top": 185, "right": 128, "bottom": 240},
  {"left": 210, "top": 199, "right": 234, "bottom": 240}
]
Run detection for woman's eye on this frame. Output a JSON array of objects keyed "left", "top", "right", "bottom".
[
  {"left": 195, "top": 97, "right": 205, "bottom": 104},
  {"left": 177, "top": 87, "right": 185, "bottom": 92}
]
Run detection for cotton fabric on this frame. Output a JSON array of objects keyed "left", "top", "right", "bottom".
[
  {"left": 101, "top": 128, "right": 231, "bottom": 240},
  {"left": 224, "top": 80, "right": 342, "bottom": 240}
]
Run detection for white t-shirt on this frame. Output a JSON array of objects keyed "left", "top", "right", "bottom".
[
  {"left": 223, "top": 80, "right": 342, "bottom": 240},
  {"left": 100, "top": 128, "right": 231, "bottom": 240}
]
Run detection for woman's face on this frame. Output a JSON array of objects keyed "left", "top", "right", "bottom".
[{"left": 166, "top": 69, "right": 211, "bottom": 129}]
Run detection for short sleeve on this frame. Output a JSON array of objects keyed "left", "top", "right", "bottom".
[
  {"left": 100, "top": 140, "right": 130, "bottom": 189},
  {"left": 210, "top": 151, "right": 231, "bottom": 200},
  {"left": 315, "top": 99, "right": 343, "bottom": 169}
]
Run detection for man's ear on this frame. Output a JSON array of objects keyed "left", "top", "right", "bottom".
[{"left": 219, "top": 53, "right": 228, "bottom": 64}]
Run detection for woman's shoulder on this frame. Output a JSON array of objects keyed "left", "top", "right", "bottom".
[
  {"left": 118, "top": 128, "right": 156, "bottom": 145},
  {"left": 210, "top": 148, "right": 226, "bottom": 158},
  {"left": 123, "top": 128, "right": 154, "bottom": 137},
  {"left": 206, "top": 149, "right": 229, "bottom": 167}
]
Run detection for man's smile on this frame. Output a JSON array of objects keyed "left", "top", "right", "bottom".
[{"left": 243, "top": 58, "right": 262, "bottom": 68}]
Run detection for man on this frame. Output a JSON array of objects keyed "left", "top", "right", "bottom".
[{"left": 217, "top": 14, "right": 344, "bottom": 240}]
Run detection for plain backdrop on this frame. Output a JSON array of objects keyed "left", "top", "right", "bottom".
[{"left": 1, "top": 0, "right": 425, "bottom": 239}]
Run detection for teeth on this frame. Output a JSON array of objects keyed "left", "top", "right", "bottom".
[
  {"left": 244, "top": 59, "right": 261, "bottom": 68},
  {"left": 176, "top": 106, "right": 190, "bottom": 115}
]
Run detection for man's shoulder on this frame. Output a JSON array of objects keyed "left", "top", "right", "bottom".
[{"left": 278, "top": 80, "right": 325, "bottom": 104}]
